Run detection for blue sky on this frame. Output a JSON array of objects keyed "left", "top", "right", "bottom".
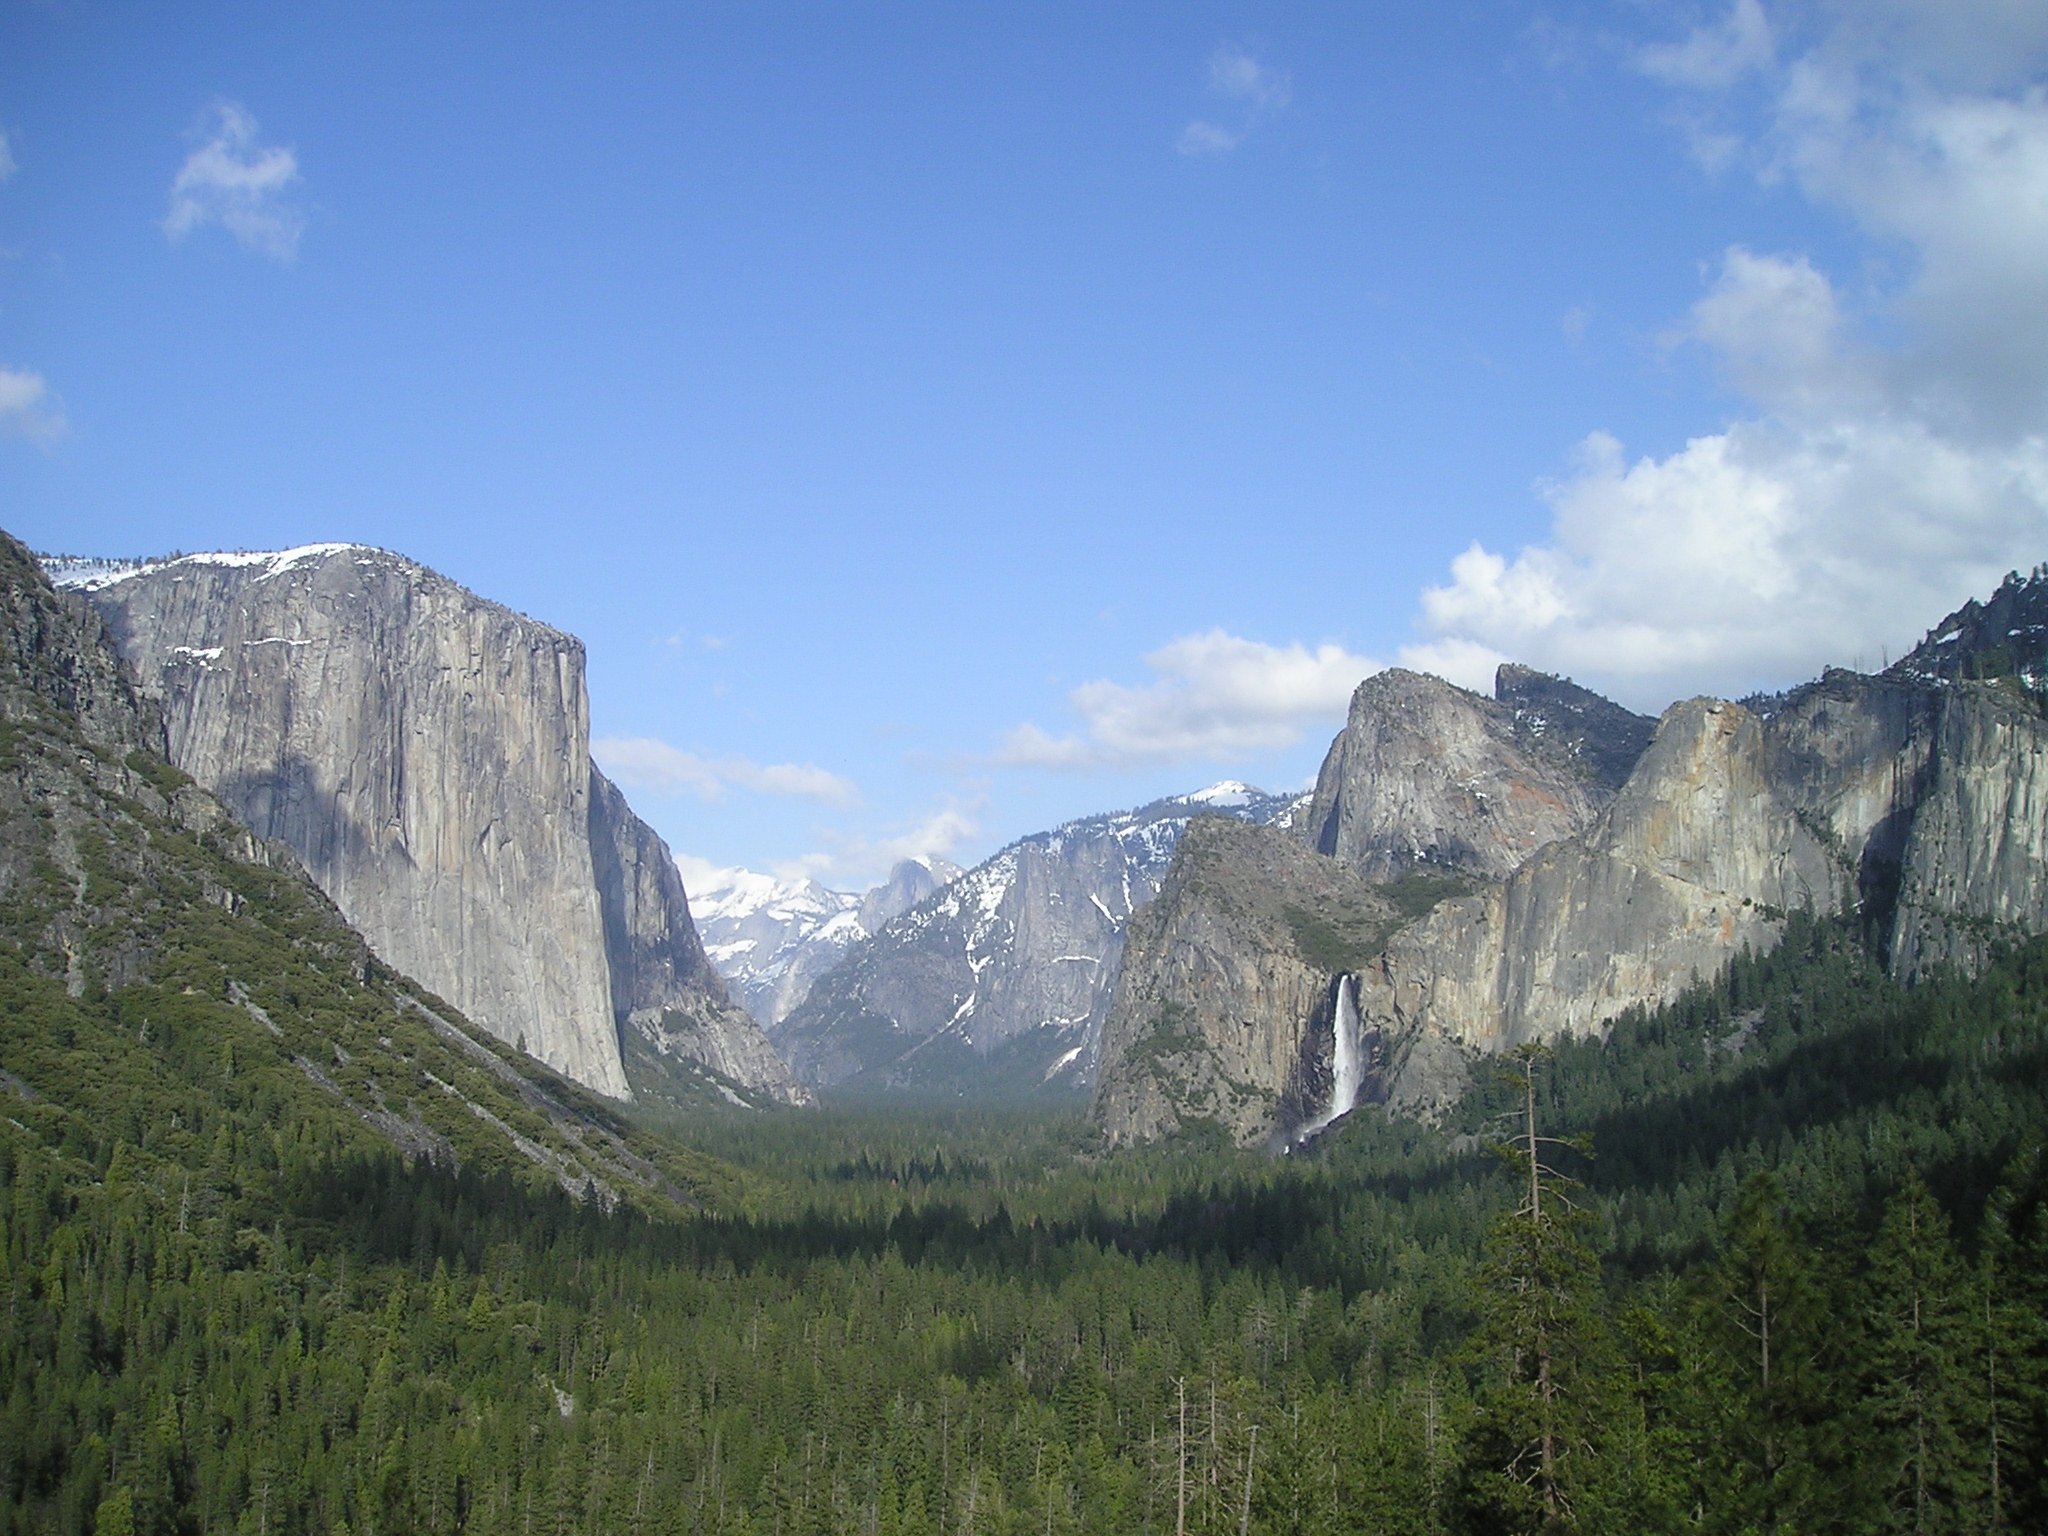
[{"left": 5, "top": 2, "right": 2046, "bottom": 889}]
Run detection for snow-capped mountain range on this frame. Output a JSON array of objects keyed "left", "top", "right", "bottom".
[
  {"left": 766, "top": 782, "right": 1303, "bottom": 1098},
  {"left": 689, "top": 857, "right": 961, "bottom": 1026}
]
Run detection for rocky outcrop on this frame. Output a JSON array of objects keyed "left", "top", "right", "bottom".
[
  {"left": 772, "top": 784, "right": 1300, "bottom": 1097},
  {"left": 1098, "top": 576, "right": 2048, "bottom": 1143},
  {"left": 53, "top": 544, "right": 791, "bottom": 1106},
  {"left": 1887, "top": 565, "right": 2048, "bottom": 690},
  {"left": 1301, "top": 668, "right": 1650, "bottom": 881},
  {"left": 588, "top": 769, "right": 809, "bottom": 1103},
  {"left": 1355, "top": 698, "right": 1844, "bottom": 1115},
  {"left": 0, "top": 531, "right": 706, "bottom": 1211},
  {"left": 1888, "top": 688, "right": 2048, "bottom": 981},
  {"left": 63, "top": 545, "right": 630, "bottom": 1097},
  {"left": 1090, "top": 817, "right": 1402, "bottom": 1147},
  {"left": 0, "top": 543, "right": 158, "bottom": 756}
]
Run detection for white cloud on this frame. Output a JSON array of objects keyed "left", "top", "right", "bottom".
[
  {"left": 164, "top": 101, "right": 305, "bottom": 262},
  {"left": 1179, "top": 44, "right": 1289, "bottom": 156},
  {"left": 997, "top": 631, "right": 1378, "bottom": 770},
  {"left": 1177, "top": 122, "right": 1241, "bottom": 157},
  {"left": 675, "top": 800, "right": 982, "bottom": 893},
  {"left": 0, "top": 365, "right": 64, "bottom": 442},
  {"left": 1209, "top": 45, "right": 1292, "bottom": 112},
  {"left": 1407, "top": 4, "right": 2048, "bottom": 709},
  {"left": 1637, "top": 0, "right": 1774, "bottom": 89},
  {"left": 593, "top": 736, "right": 859, "bottom": 808},
  {"left": 824, "top": 804, "right": 980, "bottom": 880},
  {"left": 0, "top": 131, "right": 16, "bottom": 183}
]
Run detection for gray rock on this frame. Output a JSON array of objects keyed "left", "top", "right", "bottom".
[
  {"left": 54, "top": 544, "right": 791, "bottom": 1105},
  {"left": 1098, "top": 578, "right": 2048, "bottom": 1143},
  {"left": 1355, "top": 698, "right": 1844, "bottom": 1116},
  {"left": 1089, "top": 817, "right": 1404, "bottom": 1146},
  {"left": 772, "top": 784, "right": 1300, "bottom": 1096},
  {"left": 588, "top": 767, "right": 809, "bottom": 1103},
  {"left": 1889, "top": 687, "right": 2048, "bottom": 980},
  {"left": 1301, "top": 668, "right": 1649, "bottom": 880}
]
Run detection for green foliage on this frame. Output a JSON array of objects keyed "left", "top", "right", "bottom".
[{"left": 7, "top": 672, "right": 2048, "bottom": 1536}]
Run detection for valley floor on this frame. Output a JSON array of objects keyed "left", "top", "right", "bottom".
[{"left": 6, "top": 917, "right": 2047, "bottom": 1534}]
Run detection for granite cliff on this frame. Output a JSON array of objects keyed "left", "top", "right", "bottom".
[
  {"left": 53, "top": 545, "right": 800, "bottom": 1106},
  {"left": 0, "top": 529, "right": 705, "bottom": 1208},
  {"left": 1301, "top": 667, "right": 1652, "bottom": 880},
  {"left": 1089, "top": 816, "right": 1410, "bottom": 1147},
  {"left": 1096, "top": 576, "right": 2048, "bottom": 1142}
]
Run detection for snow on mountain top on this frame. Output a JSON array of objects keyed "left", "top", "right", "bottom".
[
  {"left": 45, "top": 543, "right": 374, "bottom": 591},
  {"left": 688, "top": 866, "right": 848, "bottom": 926},
  {"left": 1182, "top": 780, "right": 1260, "bottom": 808}
]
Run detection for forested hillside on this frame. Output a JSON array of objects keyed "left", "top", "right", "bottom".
[
  {"left": 6, "top": 904, "right": 2045, "bottom": 1532},
  {"left": 4, "top": 532, "right": 2045, "bottom": 1533}
]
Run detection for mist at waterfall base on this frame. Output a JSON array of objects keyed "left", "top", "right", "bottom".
[{"left": 1294, "top": 974, "right": 1364, "bottom": 1146}]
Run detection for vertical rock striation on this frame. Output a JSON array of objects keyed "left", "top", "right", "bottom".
[
  {"left": 1888, "top": 689, "right": 2048, "bottom": 980},
  {"left": 54, "top": 544, "right": 797, "bottom": 1105},
  {"left": 1097, "top": 574, "right": 2048, "bottom": 1143},
  {"left": 588, "top": 768, "right": 809, "bottom": 1103},
  {"left": 1353, "top": 698, "right": 1844, "bottom": 1115}
]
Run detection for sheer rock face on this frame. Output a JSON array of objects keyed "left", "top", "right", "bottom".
[
  {"left": 1352, "top": 675, "right": 2048, "bottom": 1118},
  {"left": 1301, "top": 668, "right": 1650, "bottom": 881},
  {"left": 1097, "top": 597, "right": 2048, "bottom": 1142},
  {"left": 1090, "top": 817, "right": 1395, "bottom": 1147},
  {"left": 57, "top": 544, "right": 788, "bottom": 1105},
  {"left": 588, "top": 768, "right": 809, "bottom": 1104},
  {"left": 67, "top": 546, "right": 631, "bottom": 1098},
  {"left": 1888, "top": 688, "right": 2048, "bottom": 981},
  {"left": 0, "top": 538, "right": 158, "bottom": 758},
  {"left": 1356, "top": 699, "right": 1845, "bottom": 1115}
]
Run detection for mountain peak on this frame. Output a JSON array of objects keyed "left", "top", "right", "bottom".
[{"left": 1887, "top": 565, "right": 2048, "bottom": 693}]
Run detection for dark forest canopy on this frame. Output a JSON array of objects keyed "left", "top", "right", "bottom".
[{"left": 4, "top": 906, "right": 2046, "bottom": 1535}]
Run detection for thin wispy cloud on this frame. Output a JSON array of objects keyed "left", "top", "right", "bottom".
[
  {"left": 997, "top": 631, "right": 1377, "bottom": 770},
  {"left": 1176, "top": 122, "right": 1240, "bottom": 157},
  {"left": 1402, "top": 0, "right": 2048, "bottom": 709},
  {"left": 0, "top": 131, "right": 16, "bottom": 184},
  {"left": 0, "top": 366, "right": 65, "bottom": 443},
  {"left": 1210, "top": 45, "right": 1292, "bottom": 111},
  {"left": 164, "top": 101, "right": 306, "bottom": 262},
  {"left": 1636, "top": 0, "right": 1774, "bottom": 90},
  {"left": 594, "top": 736, "right": 859, "bottom": 808},
  {"left": 676, "top": 799, "right": 979, "bottom": 891},
  {"left": 1179, "top": 44, "right": 1291, "bottom": 157}
]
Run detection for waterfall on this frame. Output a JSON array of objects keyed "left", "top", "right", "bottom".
[{"left": 1296, "top": 974, "right": 1363, "bottom": 1142}]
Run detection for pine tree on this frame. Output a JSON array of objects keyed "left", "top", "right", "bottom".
[
  {"left": 1697, "top": 1171, "right": 1833, "bottom": 1534},
  {"left": 1460, "top": 1045, "right": 1612, "bottom": 1533},
  {"left": 1861, "top": 1174, "right": 1983, "bottom": 1534}
]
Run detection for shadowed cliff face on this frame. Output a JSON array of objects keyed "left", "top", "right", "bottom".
[
  {"left": 54, "top": 545, "right": 790, "bottom": 1106},
  {"left": 0, "top": 531, "right": 710, "bottom": 1208},
  {"left": 69, "top": 546, "right": 629, "bottom": 1097},
  {"left": 1887, "top": 688, "right": 2048, "bottom": 981},
  {"left": 588, "top": 768, "right": 810, "bottom": 1105}
]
